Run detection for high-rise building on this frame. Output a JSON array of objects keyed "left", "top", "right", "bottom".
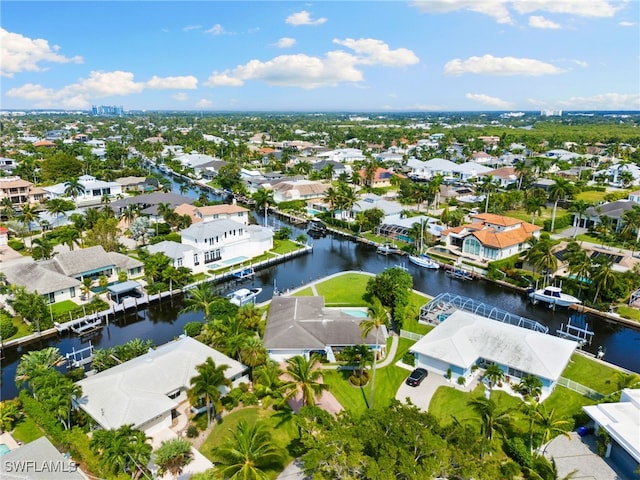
[{"left": 91, "top": 105, "right": 124, "bottom": 116}]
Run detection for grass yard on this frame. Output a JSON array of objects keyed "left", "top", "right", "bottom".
[
  {"left": 615, "top": 305, "right": 640, "bottom": 323},
  {"left": 192, "top": 272, "right": 208, "bottom": 282},
  {"left": 50, "top": 300, "right": 79, "bottom": 315},
  {"left": 506, "top": 207, "right": 567, "bottom": 224},
  {"left": 428, "top": 384, "right": 486, "bottom": 425},
  {"left": 271, "top": 239, "right": 303, "bottom": 255},
  {"left": 561, "top": 353, "right": 621, "bottom": 395},
  {"left": 315, "top": 272, "right": 372, "bottom": 306},
  {"left": 575, "top": 190, "right": 610, "bottom": 202},
  {"left": 12, "top": 416, "right": 43, "bottom": 443},
  {"left": 323, "top": 337, "right": 416, "bottom": 413},
  {"left": 199, "top": 407, "right": 297, "bottom": 479},
  {"left": 542, "top": 385, "right": 598, "bottom": 419},
  {"left": 292, "top": 287, "right": 313, "bottom": 297}
]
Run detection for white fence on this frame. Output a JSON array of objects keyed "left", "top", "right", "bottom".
[
  {"left": 399, "top": 330, "right": 424, "bottom": 341},
  {"left": 557, "top": 377, "right": 604, "bottom": 400}
]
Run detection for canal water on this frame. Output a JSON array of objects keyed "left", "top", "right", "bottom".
[{"left": 2, "top": 174, "right": 639, "bottom": 400}]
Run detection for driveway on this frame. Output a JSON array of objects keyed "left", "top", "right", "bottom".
[{"left": 395, "top": 365, "right": 450, "bottom": 411}]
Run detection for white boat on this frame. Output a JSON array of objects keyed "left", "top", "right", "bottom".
[
  {"left": 227, "top": 287, "right": 263, "bottom": 306},
  {"left": 528, "top": 285, "right": 581, "bottom": 307},
  {"left": 408, "top": 254, "right": 440, "bottom": 269}
]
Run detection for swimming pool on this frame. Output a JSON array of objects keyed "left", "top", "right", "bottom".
[
  {"left": 340, "top": 308, "right": 369, "bottom": 318},
  {"left": 0, "top": 444, "right": 11, "bottom": 456}
]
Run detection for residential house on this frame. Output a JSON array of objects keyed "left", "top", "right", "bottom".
[
  {"left": 411, "top": 309, "right": 576, "bottom": 398},
  {"left": 42, "top": 175, "right": 122, "bottom": 203},
  {"left": 479, "top": 166, "right": 518, "bottom": 188},
  {"left": 376, "top": 215, "right": 443, "bottom": 244},
  {"left": 583, "top": 389, "right": 640, "bottom": 479},
  {"left": 108, "top": 192, "right": 192, "bottom": 218},
  {"left": 180, "top": 220, "right": 273, "bottom": 270},
  {"left": 2, "top": 257, "right": 82, "bottom": 304},
  {"left": 263, "top": 296, "right": 383, "bottom": 362},
  {"left": 174, "top": 203, "right": 249, "bottom": 225},
  {"left": 441, "top": 213, "right": 541, "bottom": 262},
  {"left": 0, "top": 176, "right": 38, "bottom": 205},
  {"left": 310, "top": 159, "right": 348, "bottom": 179},
  {"left": 316, "top": 148, "right": 365, "bottom": 163},
  {"left": 0, "top": 156, "right": 17, "bottom": 174},
  {"left": 583, "top": 199, "right": 638, "bottom": 231},
  {"left": 116, "top": 176, "right": 152, "bottom": 193},
  {"left": 174, "top": 152, "right": 218, "bottom": 171},
  {"left": 455, "top": 162, "right": 493, "bottom": 182},
  {"left": 407, "top": 158, "right": 458, "bottom": 180},
  {"left": 160, "top": 145, "right": 184, "bottom": 157},
  {"left": 271, "top": 180, "right": 329, "bottom": 203},
  {"left": 75, "top": 336, "right": 247, "bottom": 435},
  {"left": 358, "top": 167, "right": 396, "bottom": 188},
  {"left": 146, "top": 241, "right": 197, "bottom": 270}
]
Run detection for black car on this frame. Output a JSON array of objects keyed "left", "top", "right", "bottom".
[{"left": 406, "top": 368, "right": 428, "bottom": 387}]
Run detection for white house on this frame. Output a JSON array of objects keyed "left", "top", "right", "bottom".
[
  {"left": 146, "top": 241, "right": 197, "bottom": 270},
  {"left": 317, "top": 148, "right": 365, "bottom": 163},
  {"left": 3, "top": 257, "right": 82, "bottom": 304},
  {"left": 407, "top": 158, "right": 459, "bottom": 180},
  {"left": 174, "top": 203, "right": 249, "bottom": 225},
  {"left": 441, "top": 213, "right": 541, "bottom": 262},
  {"left": 410, "top": 309, "right": 577, "bottom": 397},
  {"left": 42, "top": 175, "right": 122, "bottom": 203},
  {"left": 75, "top": 337, "right": 247, "bottom": 435},
  {"left": 180, "top": 220, "right": 273, "bottom": 270},
  {"left": 583, "top": 389, "right": 640, "bottom": 478},
  {"left": 271, "top": 180, "right": 329, "bottom": 203},
  {"left": 454, "top": 162, "right": 493, "bottom": 181}
]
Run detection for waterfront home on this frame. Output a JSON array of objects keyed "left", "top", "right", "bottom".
[
  {"left": 410, "top": 309, "right": 577, "bottom": 398},
  {"left": 316, "top": 147, "right": 365, "bottom": 163},
  {"left": 271, "top": 179, "right": 329, "bottom": 203},
  {"left": 376, "top": 215, "right": 443, "bottom": 244},
  {"left": 263, "top": 296, "right": 383, "bottom": 362},
  {"left": 3, "top": 257, "right": 82, "bottom": 304},
  {"left": 440, "top": 213, "right": 541, "bottom": 263},
  {"left": 174, "top": 203, "right": 249, "bottom": 225},
  {"left": 582, "top": 199, "right": 637, "bottom": 231},
  {"left": 455, "top": 162, "right": 493, "bottom": 181},
  {"left": 180, "top": 220, "right": 273, "bottom": 271},
  {"left": 42, "top": 175, "right": 122, "bottom": 203},
  {"left": 108, "top": 192, "right": 192, "bottom": 218},
  {"left": 583, "top": 389, "right": 640, "bottom": 478},
  {"left": 75, "top": 336, "right": 247, "bottom": 435},
  {"left": 115, "top": 176, "right": 153, "bottom": 193},
  {"left": 146, "top": 241, "right": 197, "bottom": 270},
  {"left": 477, "top": 166, "right": 518, "bottom": 188}
]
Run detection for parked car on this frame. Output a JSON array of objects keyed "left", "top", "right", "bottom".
[{"left": 406, "top": 368, "right": 428, "bottom": 387}]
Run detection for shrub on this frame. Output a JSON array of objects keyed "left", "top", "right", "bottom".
[
  {"left": 0, "top": 316, "right": 18, "bottom": 339},
  {"left": 503, "top": 436, "right": 533, "bottom": 469},
  {"left": 183, "top": 321, "right": 203, "bottom": 337},
  {"left": 457, "top": 376, "right": 466, "bottom": 386},
  {"left": 445, "top": 368, "right": 452, "bottom": 379},
  {"left": 8, "top": 239, "right": 24, "bottom": 251},
  {"left": 186, "top": 424, "right": 199, "bottom": 438},
  {"left": 543, "top": 213, "right": 572, "bottom": 232},
  {"left": 402, "top": 351, "right": 416, "bottom": 366},
  {"left": 240, "top": 391, "right": 259, "bottom": 406}
]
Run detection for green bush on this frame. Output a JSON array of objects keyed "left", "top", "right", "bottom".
[
  {"left": 543, "top": 213, "right": 572, "bottom": 232},
  {"left": 456, "top": 376, "right": 466, "bottom": 385},
  {"left": 0, "top": 316, "right": 18, "bottom": 339},
  {"left": 186, "top": 424, "right": 199, "bottom": 438},
  {"left": 183, "top": 321, "right": 203, "bottom": 337},
  {"left": 402, "top": 351, "right": 416, "bottom": 366},
  {"left": 503, "top": 436, "right": 533, "bottom": 469},
  {"left": 149, "top": 232, "right": 181, "bottom": 244},
  {"left": 8, "top": 239, "right": 24, "bottom": 251}
]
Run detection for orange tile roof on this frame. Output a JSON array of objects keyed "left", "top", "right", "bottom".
[
  {"left": 472, "top": 213, "right": 522, "bottom": 227},
  {"left": 0, "top": 178, "right": 33, "bottom": 189},
  {"left": 473, "top": 227, "right": 532, "bottom": 249},
  {"left": 32, "top": 140, "right": 56, "bottom": 147},
  {"left": 196, "top": 204, "right": 248, "bottom": 215}
]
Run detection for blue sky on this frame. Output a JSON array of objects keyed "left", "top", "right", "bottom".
[{"left": 2, "top": 1, "right": 639, "bottom": 112}]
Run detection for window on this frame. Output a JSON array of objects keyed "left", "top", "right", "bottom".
[
  {"left": 507, "top": 367, "right": 527, "bottom": 379},
  {"left": 176, "top": 258, "right": 183, "bottom": 267},
  {"left": 193, "top": 253, "right": 199, "bottom": 266},
  {"left": 204, "top": 250, "right": 221, "bottom": 264},
  {"left": 70, "top": 287, "right": 76, "bottom": 298},
  {"left": 463, "top": 237, "right": 481, "bottom": 256}
]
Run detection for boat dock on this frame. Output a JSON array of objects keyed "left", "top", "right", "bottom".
[{"left": 65, "top": 343, "right": 95, "bottom": 368}]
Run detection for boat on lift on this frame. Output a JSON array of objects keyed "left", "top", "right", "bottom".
[
  {"left": 227, "top": 287, "right": 263, "bottom": 306},
  {"left": 408, "top": 219, "right": 439, "bottom": 269},
  {"left": 528, "top": 285, "right": 581, "bottom": 307}
]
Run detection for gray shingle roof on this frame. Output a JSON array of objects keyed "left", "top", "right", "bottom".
[
  {"left": 264, "top": 296, "right": 379, "bottom": 350},
  {"left": 45, "top": 245, "right": 115, "bottom": 277},
  {"left": 3, "top": 258, "right": 81, "bottom": 295},
  {"left": 0, "top": 437, "right": 85, "bottom": 480}
]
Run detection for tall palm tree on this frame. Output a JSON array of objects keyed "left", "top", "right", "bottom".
[
  {"left": 239, "top": 335, "right": 268, "bottom": 379},
  {"left": 590, "top": 254, "right": 618, "bottom": 304},
  {"left": 180, "top": 283, "right": 218, "bottom": 318},
  {"left": 154, "top": 438, "right": 193, "bottom": 479},
  {"left": 252, "top": 188, "right": 275, "bottom": 227},
  {"left": 0, "top": 196, "right": 14, "bottom": 220},
  {"left": 467, "top": 397, "right": 512, "bottom": 457},
  {"left": 188, "top": 357, "right": 231, "bottom": 428},
  {"left": 622, "top": 204, "right": 640, "bottom": 251},
  {"left": 64, "top": 178, "right": 86, "bottom": 200},
  {"left": 60, "top": 227, "right": 82, "bottom": 250},
  {"left": 283, "top": 354, "right": 328, "bottom": 407},
  {"left": 524, "top": 188, "right": 547, "bottom": 225},
  {"left": 484, "top": 364, "right": 504, "bottom": 395},
  {"left": 45, "top": 198, "right": 73, "bottom": 223},
  {"left": 534, "top": 405, "right": 571, "bottom": 454},
  {"left": 569, "top": 200, "right": 590, "bottom": 238},
  {"left": 253, "top": 362, "right": 287, "bottom": 407},
  {"left": 212, "top": 419, "right": 284, "bottom": 480},
  {"left": 548, "top": 178, "right": 574, "bottom": 232},
  {"left": 31, "top": 236, "right": 54, "bottom": 260},
  {"left": 360, "top": 296, "right": 389, "bottom": 408},
  {"left": 323, "top": 185, "right": 341, "bottom": 218},
  {"left": 15, "top": 347, "right": 66, "bottom": 389},
  {"left": 337, "top": 184, "right": 359, "bottom": 220},
  {"left": 90, "top": 424, "right": 151, "bottom": 479},
  {"left": 478, "top": 175, "right": 498, "bottom": 213},
  {"left": 18, "top": 204, "right": 39, "bottom": 249}
]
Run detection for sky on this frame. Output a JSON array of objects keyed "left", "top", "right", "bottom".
[{"left": 1, "top": 1, "right": 639, "bottom": 112}]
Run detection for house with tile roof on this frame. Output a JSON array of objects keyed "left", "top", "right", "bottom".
[
  {"left": 0, "top": 176, "right": 39, "bottom": 206},
  {"left": 441, "top": 213, "right": 541, "bottom": 263},
  {"left": 75, "top": 336, "right": 247, "bottom": 435},
  {"left": 3, "top": 258, "right": 82, "bottom": 304},
  {"left": 358, "top": 167, "right": 397, "bottom": 188},
  {"left": 410, "top": 309, "right": 576, "bottom": 398},
  {"left": 478, "top": 166, "right": 518, "bottom": 188},
  {"left": 173, "top": 203, "right": 249, "bottom": 225},
  {"left": 263, "top": 296, "right": 384, "bottom": 362},
  {"left": 271, "top": 179, "right": 329, "bottom": 203}
]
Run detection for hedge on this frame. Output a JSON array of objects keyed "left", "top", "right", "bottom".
[{"left": 543, "top": 213, "right": 573, "bottom": 232}]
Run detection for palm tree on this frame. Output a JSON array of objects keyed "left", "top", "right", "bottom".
[
  {"left": 64, "top": 178, "right": 86, "bottom": 200},
  {"left": 548, "top": 178, "right": 574, "bottom": 232},
  {"left": 15, "top": 347, "right": 65, "bottom": 389},
  {"left": 252, "top": 188, "right": 275, "bottom": 227},
  {"left": 239, "top": 335, "right": 268, "bottom": 378},
  {"left": 31, "top": 236, "right": 54, "bottom": 260},
  {"left": 467, "top": 396, "right": 512, "bottom": 455},
  {"left": 18, "top": 204, "right": 39, "bottom": 249},
  {"left": 484, "top": 364, "right": 504, "bottom": 395},
  {"left": 590, "top": 254, "right": 618, "bottom": 304},
  {"left": 60, "top": 227, "right": 81, "bottom": 250},
  {"left": 212, "top": 420, "right": 284, "bottom": 480},
  {"left": 253, "top": 362, "right": 287, "bottom": 408},
  {"left": 0, "top": 196, "right": 14, "bottom": 220},
  {"left": 45, "top": 198, "right": 73, "bottom": 223},
  {"left": 90, "top": 424, "right": 151, "bottom": 479},
  {"left": 517, "top": 375, "right": 543, "bottom": 400},
  {"left": 236, "top": 304, "right": 263, "bottom": 331},
  {"left": 188, "top": 357, "right": 231, "bottom": 428},
  {"left": 360, "top": 296, "right": 388, "bottom": 408},
  {"left": 521, "top": 398, "right": 541, "bottom": 452},
  {"left": 534, "top": 404, "right": 571, "bottom": 454},
  {"left": 180, "top": 283, "right": 218, "bottom": 318},
  {"left": 569, "top": 200, "right": 590, "bottom": 238},
  {"left": 337, "top": 183, "right": 359, "bottom": 220},
  {"left": 478, "top": 175, "right": 498, "bottom": 213},
  {"left": 154, "top": 438, "right": 193, "bottom": 479},
  {"left": 323, "top": 185, "right": 341, "bottom": 218},
  {"left": 622, "top": 204, "right": 640, "bottom": 251},
  {"left": 283, "top": 355, "right": 328, "bottom": 407}
]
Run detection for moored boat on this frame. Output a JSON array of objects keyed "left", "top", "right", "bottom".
[
  {"left": 227, "top": 287, "right": 263, "bottom": 306},
  {"left": 408, "top": 254, "right": 440, "bottom": 269},
  {"left": 528, "top": 285, "right": 581, "bottom": 307}
]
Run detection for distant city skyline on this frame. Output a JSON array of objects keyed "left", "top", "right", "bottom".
[{"left": 2, "top": 1, "right": 639, "bottom": 112}]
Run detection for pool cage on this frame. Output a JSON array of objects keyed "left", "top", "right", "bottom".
[
  {"left": 419, "top": 292, "right": 549, "bottom": 334},
  {"left": 375, "top": 224, "right": 415, "bottom": 244}
]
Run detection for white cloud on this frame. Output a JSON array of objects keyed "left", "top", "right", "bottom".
[
  {"left": 275, "top": 37, "right": 296, "bottom": 48},
  {"left": 172, "top": 92, "right": 189, "bottom": 101},
  {"left": 332, "top": 38, "right": 419, "bottom": 66},
  {"left": 528, "top": 15, "right": 561, "bottom": 29},
  {"left": 196, "top": 98, "right": 214, "bottom": 108},
  {"left": 206, "top": 72, "right": 245, "bottom": 87},
  {"left": 285, "top": 10, "right": 327, "bottom": 26},
  {"left": 0, "top": 28, "right": 83, "bottom": 78},
  {"left": 558, "top": 92, "right": 640, "bottom": 110},
  {"left": 411, "top": 0, "right": 621, "bottom": 23},
  {"left": 619, "top": 21, "right": 637, "bottom": 27},
  {"left": 146, "top": 75, "right": 198, "bottom": 89},
  {"left": 466, "top": 93, "right": 515, "bottom": 109},
  {"left": 382, "top": 103, "right": 445, "bottom": 111},
  {"left": 183, "top": 24, "right": 201, "bottom": 32},
  {"left": 444, "top": 54, "right": 563, "bottom": 76},
  {"left": 205, "top": 24, "right": 225, "bottom": 35}
]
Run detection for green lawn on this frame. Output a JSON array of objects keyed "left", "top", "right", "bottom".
[
  {"left": 315, "top": 273, "right": 372, "bottom": 306},
  {"left": 324, "top": 338, "right": 416, "bottom": 414},
  {"left": 199, "top": 407, "right": 297, "bottom": 479},
  {"left": 575, "top": 190, "right": 610, "bottom": 202},
  {"left": 50, "top": 300, "right": 79, "bottom": 315},
  {"left": 615, "top": 306, "right": 640, "bottom": 323},
  {"left": 542, "top": 385, "right": 598, "bottom": 419},
  {"left": 12, "top": 416, "right": 43, "bottom": 443},
  {"left": 192, "top": 272, "right": 208, "bottom": 282},
  {"left": 292, "top": 287, "right": 313, "bottom": 297},
  {"left": 428, "top": 384, "right": 486, "bottom": 425},
  {"left": 271, "top": 239, "right": 303, "bottom": 255},
  {"left": 561, "top": 353, "right": 620, "bottom": 395},
  {"left": 506, "top": 207, "right": 567, "bottom": 223}
]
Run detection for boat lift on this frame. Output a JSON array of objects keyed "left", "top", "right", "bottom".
[
  {"left": 65, "top": 342, "right": 95, "bottom": 369},
  {"left": 557, "top": 313, "right": 594, "bottom": 346}
]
